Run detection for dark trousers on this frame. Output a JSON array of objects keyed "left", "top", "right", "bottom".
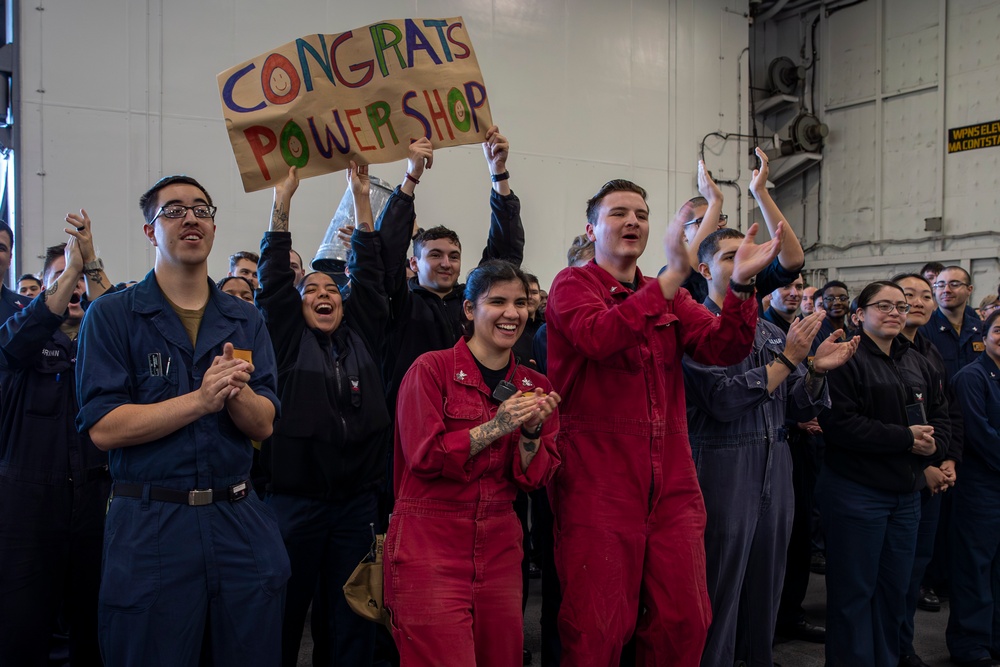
[
  {"left": 776, "top": 430, "right": 819, "bottom": 629},
  {"left": 515, "top": 491, "right": 530, "bottom": 613},
  {"left": 900, "top": 488, "right": 941, "bottom": 654},
  {"left": 0, "top": 475, "right": 108, "bottom": 667},
  {"left": 946, "top": 462, "right": 1000, "bottom": 663},
  {"left": 818, "top": 468, "right": 919, "bottom": 667},
  {"left": 268, "top": 490, "right": 377, "bottom": 667},
  {"left": 531, "top": 488, "right": 562, "bottom": 666}
]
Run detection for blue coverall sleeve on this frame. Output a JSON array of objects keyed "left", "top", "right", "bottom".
[
  {"left": 75, "top": 297, "right": 133, "bottom": 433},
  {"left": 953, "top": 366, "right": 1000, "bottom": 472},
  {"left": 681, "top": 356, "right": 772, "bottom": 422},
  {"left": 0, "top": 297, "right": 64, "bottom": 370}
]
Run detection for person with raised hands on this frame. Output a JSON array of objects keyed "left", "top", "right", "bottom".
[
  {"left": 384, "top": 259, "right": 560, "bottom": 666},
  {"left": 545, "top": 177, "right": 781, "bottom": 667},
  {"left": 0, "top": 230, "right": 112, "bottom": 665},
  {"left": 75, "top": 174, "right": 287, "bottom": 666},
  {"left": 683, "top": 229, "right": 857, "bottom": 667},
  {"left": 256, "top": 163, "right": 391, "bottom": 667}
]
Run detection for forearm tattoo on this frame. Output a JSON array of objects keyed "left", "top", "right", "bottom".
[
  {"left": 84, "top": 268, "right": 106, "bottom": 288},
  {"left": 469, "top": 411, "right": 515, "bottom": 458},
  {"left": 45, "top": 279, "right": 58, "bottom": 297},
  {"left": 271, "top": 202, "right": 289, "bottom": 231}
]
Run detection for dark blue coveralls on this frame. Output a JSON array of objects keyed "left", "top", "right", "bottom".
[
  {"left": 0, "top": 293, "right": 109, "bottom": 666},
  {"left": 75, "top": 272, "right": 290, "bottom": 667},
  {"left": 947, "top": 352, "right": 1000, "bottom": 664}
]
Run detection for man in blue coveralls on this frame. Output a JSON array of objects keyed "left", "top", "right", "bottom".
[{"left": 76, "top": 175, "right": 290, "bottom": 666}]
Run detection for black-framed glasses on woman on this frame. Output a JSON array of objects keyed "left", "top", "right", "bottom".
[{"left": 863, "top": 301, "right": 911, "bottom": 314}]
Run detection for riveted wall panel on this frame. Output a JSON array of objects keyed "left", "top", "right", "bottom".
[
  {"left": 822, "top": 103, "right": 876, "bottom": 247},
  {"left": 883, "top": 0, "right": 939, "bottom": 93},
  {"left": 881, "top": 89, "right": 938, "bottom": 238},
  {"left": 825, "top": 1, "right": 876, "bottom": 106}
]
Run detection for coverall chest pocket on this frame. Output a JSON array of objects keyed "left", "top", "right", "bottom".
[
  {"left": 135, "top": 362, "right": 179, "bottom": 403},
  {"left": 443, "top": 398, "right": 486, "bottom": 425},
  {"left": 649, "top": 312, "right": 681, "bottom": 368}
]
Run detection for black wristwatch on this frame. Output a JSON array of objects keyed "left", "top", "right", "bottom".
[
  {"left": 491, "top": 171, "right": 510, "bottom": 182},
  {"left": 521, "top": 423, "right": 543, "bottom": 439},
  {"left": 729, "top": 277, "right": 756, "bottom": 294}
]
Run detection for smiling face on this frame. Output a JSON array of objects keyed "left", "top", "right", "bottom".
[
  {"left": 588, "top": 190, "right": 649, "bottom": 269},
  {"left": 231, "top": 258, "right": 259, "bottom": 290},
  {"left": 772, "top": 276, "right": 805, "bottom": 316},
  {"left": 801, "top": 286, "right": 817, "bottom": 314},
  {"left": 527, "top": 281, "right": 541, "bottom": 317},
  {"left": 933, "top": 268, "right": 973, "bottom": 311},
  {"left": 859, "top": 285, "right": 907, "bottom": 342},
  {"left": 463, "top": 279, "right": 528, "bottom": 355},
  {"left": 823, "top": 286, "right": 850, "bottom": 318},
  {"left": 898, "top": 276, "right": 934, "bottom": 329},
  {"left": 411, "top": 238, "right": 462, "bottom": 296},
  {"left": 300, "top": 272, "right": 343, "bottom": 334},
  {"left": 0, "top": 230, "right": 11, "bottom": 284},
  {"left": 985, "top": 315, "right": 1000, "bottom": 367},
  {"left": 143, "top": 184, "right": 216, "bottom": 269},
  {"left": 43, "top": 256, "right": 86, "bottom": 323}
]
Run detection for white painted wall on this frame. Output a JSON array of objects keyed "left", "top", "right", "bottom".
[
  {"left": 755, "top": 0, "right": 1000, "bottom": 300},
  {"left": 12, "top": 0, "right": 751, "bottom": 291}
]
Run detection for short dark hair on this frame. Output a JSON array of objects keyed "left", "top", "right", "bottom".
[
  {"left": 676, "top": 196, "right": 708, "bottom": 225},
  {"left": 464, "top": 259, "right": 529, "bottom": 305},
  {"left": 937, "top": 265, "right": 972, "bottom": 284},
  {"left": 890, "top": 272, "right": 931, "bottom": 289},
  {"left": 216, "top": 276, "right": 254, "bottom": 292},
  {"left": 42, "top": 244, "right": 67, "bottom": 281},
  {"left": 139, "top": 175, "right": 213, "bottom": 224},
  {"left": 586, "top": 180, "right": 648, "bottom": 227},
  {"left": 697, "top": 228, "right": 744, "bottom": 267},
  {"left": 229, "top": 251, "right": 260, "bottom": 273},
  {"left": 984, "top": 308, "right": 1000, "bottom": 331},
  {"left": 0, "top": 220, "right": 12, "bottom": 248},
  {"left": 821, "top": 280, "right": 849, "bottom": 297},
  {"left": 920, "top": 261, "right": 945, "bottom": 276},
  {"left": 523, "top": 272, "right": 539, "bottom": 288},
  {"left": 18, "top": 274, "right": 41, "bottom": 287},
  {"left": 413, "top": 226, "right": 461, "bottom": 259},
  {"left": 857, "top": 280, "right": 904, "bottom": 309},
  {"left": 290, "top": 248, "right": 304, "bottom": 268},
  {"left": 566, "top": 234, "right": 594, "bottom": 267}
]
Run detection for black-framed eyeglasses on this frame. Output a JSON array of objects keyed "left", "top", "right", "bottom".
[
  {"left": 150, "top": 204, "right": 218, "bottom": 223},
  {"left": 863, "top": 301, "right": 911, "bottom": 314},
  {"left": 684, "top": 214, "right": 729, "bottom": 227},
  {"left": 823, "top": 294, "right": 850, "bottom": 303},
  {"left": 932, "top": 280, "right": 970, "bottom": 290}
]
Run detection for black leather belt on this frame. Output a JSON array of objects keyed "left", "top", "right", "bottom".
[{"left": 112, "top": 480, "right": 251, "bottom": 506}]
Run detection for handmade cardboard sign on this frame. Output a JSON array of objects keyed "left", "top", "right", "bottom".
[{"left": 218, "top": 17, "right": 492, "bottom": 192}]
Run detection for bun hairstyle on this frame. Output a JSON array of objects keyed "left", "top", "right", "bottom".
[{"left": 462, "top": 260, "right": 530, "bottom": 336}]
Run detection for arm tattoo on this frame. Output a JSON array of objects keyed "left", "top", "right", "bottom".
[
  {"left": 271, "top": 202, "right": 289, "bottom": 231},
  {"left": 45, "top": 279, "right": 59, "bottom": 298},
  {"left": 469, "top": 410, "right": 516, "bottom": 458},
  {"left": 84, "top": 268, "right": 106, "bottom": 288}
]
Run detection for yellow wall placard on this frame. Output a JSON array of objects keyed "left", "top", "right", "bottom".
[
  {"left": 218, "top": 17, "right": 492, "bottom": 192},
  {"left": 947, "top": 120, "right": 1000, "bottom": 154}
]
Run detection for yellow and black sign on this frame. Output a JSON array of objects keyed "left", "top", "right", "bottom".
[{"left": 948, "top": 120, "right": 1000, "bottom": 153}]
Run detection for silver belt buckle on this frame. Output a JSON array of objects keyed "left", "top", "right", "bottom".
[{"left": 188, "top": 489, "right": 214, "bottom": 506}]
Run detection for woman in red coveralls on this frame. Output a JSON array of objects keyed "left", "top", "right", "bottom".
[{"left": 385, "top": 259, "right": 561, "bottom": 666}]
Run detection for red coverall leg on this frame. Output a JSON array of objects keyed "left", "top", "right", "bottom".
[
  {"left": 554, "top": 432, "right": 711, "bottom": 667},
  {"left": 384, "top": 500, "right": 523, "bottom": 667}
]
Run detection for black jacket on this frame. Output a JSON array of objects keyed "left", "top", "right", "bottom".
[
  {"left": 818, "top": 331, "right": 951, "bottom": 493},
  {"left": 0, "top": 295, "right": 107, "bottom": 484},
  {"left": 910, "top": 330, "right": 964, "bottom": 463},
  {"left": 376, "top": 186, "right": 524, "bottom": 410},
  {"left": 256, "top": 230, "right": 390, "bottom": 500}
]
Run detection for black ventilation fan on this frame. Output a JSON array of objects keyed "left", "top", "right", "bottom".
[{"left": 767, "top": 56, "right": 804, "bottom": 95}]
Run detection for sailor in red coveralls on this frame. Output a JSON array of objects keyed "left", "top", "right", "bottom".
[
  {"left": 546, "top": 178, "right": 785, "bottom": 666},
  {"left": 385, "top": 260, "right": 561, "bottom": 666}
]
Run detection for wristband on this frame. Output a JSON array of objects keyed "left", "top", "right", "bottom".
[
  {"left": 404, "top": 172, "right": 420, "bottom": 185},
  {"left": 490, "top": 171, "right": 510, "bottom": 182},
  {"left": 774, "top": 352, "right": 797, "bottom": 372},
  {"left": 521, "top": 423, "right": 543, "bottom": 440},
  {"left": 83, "top": 258, "right": 105, "bottom": 272},
  {"left": 729, "top": 277, "right": 756, "bottom": 294},
  {"left": 806, "top": 359, "right": 827, "bottom": 377}
]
